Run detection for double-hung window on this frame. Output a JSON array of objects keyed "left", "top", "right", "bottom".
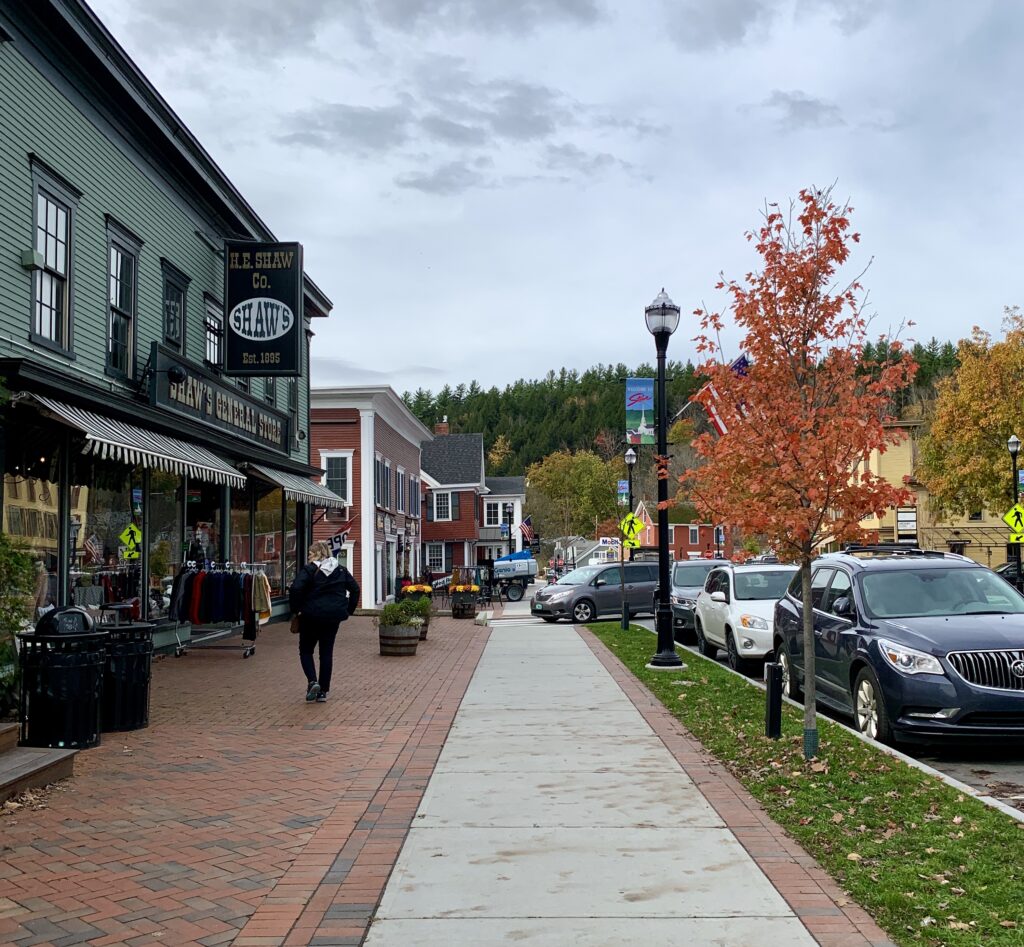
[
  {"left": 426, "top": 543, "right": 444, "bottom": 572},
  {"left": 106, "top": 218, "right": 142, "bottom": 379},
  {"left": 30, "top": 159, "right": 80, "bottom": 353},
  {"left": 264, "top": 375, "right": 276, "bottom": 405},
  {"left": 434, "top": 492, "right": 451, "bottom": 521},
  {"left": 384, "top": 462, "right": 392, "bottom": 509},
  {"left": 161, "top": 259, "right": 189, "bottom": 351},
  {"left": 205, "top": 296, "right": 223, "bottom": 368},
  {"left": 689, "top": 525, "right": 699, "bottom": 545},
  {"left": 321, "top": 452, "right": 351, "bottom": 505},
  {"left": 485, "top": 501, "right": 500, "bottom": 527},
  {"left": 397, "top": 468, "right": 406, "bottom": 511}
]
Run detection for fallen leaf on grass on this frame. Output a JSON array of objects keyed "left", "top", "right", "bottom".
[
  {"left": 847, "top": 852, "right": 863, "bottom": 862},
  {"left": 920, "top": 916, "right": 936, "bottom": 927},
  {"left": 1001, "top": 921, "right": 1018, "bottom": 929},
  {"left": 810, "top": 760, "right": 828, "bottom": 773},
  {"left": 831, "top": 812, "right": 844, "bottom": 824},
  {"left": 948, "top": 921, "right": 971, "bottom": 930},
  {"left": 952, "top": 815, "right": 963, "bottom": 825}
]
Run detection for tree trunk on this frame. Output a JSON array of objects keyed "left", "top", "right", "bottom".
[{"left": 800, "top": 554, "right": 819, "bottom": 759}]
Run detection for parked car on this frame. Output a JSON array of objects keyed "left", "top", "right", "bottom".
[
  {"left": 774, "top": 545, "right": 1024, "bottom": 745},
  {"left": 694, "top": 563, "right": 797, "bottom": 673},
  {"left": 995, "top": 560, "right": 1021, "bottom": 587},
  {"left": 530, "top": 563, "right": 658, "bottom": 623},
  {"left": 667, "top": 560, "right": 718, "bottom": 644}
]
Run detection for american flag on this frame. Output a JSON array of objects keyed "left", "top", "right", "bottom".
[
  {"left": 518, "top": 515, "right": 536, "bottom": 543},
  {"left": 83, "top": 533, "right": 103, "bottom": 563}
]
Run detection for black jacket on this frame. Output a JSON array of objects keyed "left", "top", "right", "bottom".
[{"left": 289, "top": 560, "right": 360, "bottom": 624}]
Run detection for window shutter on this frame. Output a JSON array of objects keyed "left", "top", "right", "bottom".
[
  {"left": 444, "top": 543, "right": 452, "bottom": 573},
  {"left": 426, "top": 493, "right": 434, "bottom": 521},
  {"left": 451, "top": 492, "right": 460, "bottom": 520}
]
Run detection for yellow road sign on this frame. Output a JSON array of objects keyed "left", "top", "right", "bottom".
[
  {"left": 119, "top": 523, "right": 142, "bottom": 559},
  {"left": 1003, "top": 504, "right": 1024, "bottom": 532},
  {"left": 619, "top": 513, "right": 643, "bottom": 538},
  {"left": 1011, "top": 534, "right": 1024, "bottom": 543},
  {"left": 623, "top": 536, "right": 641, "bottom": 549}
]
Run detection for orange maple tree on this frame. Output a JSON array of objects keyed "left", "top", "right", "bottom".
[{"left": 683, "top": 188, "right": 917, "bottom": 757}]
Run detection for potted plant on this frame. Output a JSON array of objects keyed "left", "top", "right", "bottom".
[
  {"left": 403, "top": 582, "right": 433, "bottom": 603},
  {"left": 404, "top": 595, "right": 432, "bottom": 640},
  {"left": 375, "top": 601, "right": 420, "bottom": 656}
]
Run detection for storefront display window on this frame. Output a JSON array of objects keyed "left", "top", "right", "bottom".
[
  {"left": 3, "top": 454, "right": 61, "bottom": 620},
  {"left": 147, "top": 471, "right": 182, "bottom": 621},
  {"left": 230, "top": 484, "right": 253, "bottom": 565},
  {"left": 255, "top": 486, "right": 283, "bottom": 595},
  {"left": 284, "top": 497, "right": 297, "bottom": 589},
  {"left": 185, "top": 481, "right": 223, "bottom": 567},
  {"left": 69, "top": 455, "right": 144, "bottom": 621}
]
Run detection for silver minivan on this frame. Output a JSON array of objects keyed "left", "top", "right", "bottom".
[{"left": 530, "top": 563, "right": 659, "bottom": 623}]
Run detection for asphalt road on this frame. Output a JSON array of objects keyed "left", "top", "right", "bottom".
[{"left": 633, "top": 617, "right": 1024, "bottom": 811}]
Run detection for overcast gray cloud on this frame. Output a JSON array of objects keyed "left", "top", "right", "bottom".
[
  {"left": 89, "top": 0, "right": 1024, "bottom": 397},
  {"left": 756, "top": 90, "right": 845, "bottom": 131}
]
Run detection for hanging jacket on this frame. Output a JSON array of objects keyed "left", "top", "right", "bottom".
[{"left": 288, "top": 557, "right": 360, "bottom": 624}]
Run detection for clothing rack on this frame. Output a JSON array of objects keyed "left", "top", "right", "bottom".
[{"left": 171, "top": 561, "right": 268, "bottom": 660}]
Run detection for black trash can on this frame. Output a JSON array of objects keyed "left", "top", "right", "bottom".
[
  {"left": 18, "top": 607, "right": 107, "bottom": 750},
  {"left": 102, "top": 623, "right": 154, "bottom": 732}
]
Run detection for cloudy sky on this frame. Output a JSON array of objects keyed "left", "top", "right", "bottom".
[{"left": 89, "top": 0, "right": 1023, "bottom": 394}]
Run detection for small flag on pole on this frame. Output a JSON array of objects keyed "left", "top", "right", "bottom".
[{"left": 519, "top": 515, "right": 536, "bottom": 543}]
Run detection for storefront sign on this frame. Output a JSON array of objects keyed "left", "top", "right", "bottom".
[
  {"left": 150, "top": 344, "right": 289, "bottom": 453},
  {"left": 223, "top": 241, "right": 303, "bottom": 376}
]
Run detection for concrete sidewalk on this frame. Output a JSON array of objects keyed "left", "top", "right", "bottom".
[{"left": 365, "top": 623, "right": 820, "bottom": 945}]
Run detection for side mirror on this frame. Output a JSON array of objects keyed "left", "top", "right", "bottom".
[
  {"left": 710, "top": 590, "right": 727, "bottom": 604},
  {"left": 594, "top": 578, "right": 606, "bottom": 588},
  {"left": 833, "top": 596, "right": 855, "bottom": 620}
]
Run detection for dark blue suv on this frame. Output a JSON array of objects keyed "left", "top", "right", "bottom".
[{"left": 773, "top": 546, "right": 1024, "bottom": 745}]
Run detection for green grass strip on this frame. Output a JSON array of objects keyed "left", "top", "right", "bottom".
[{"left": 589, "top": 622, "right": 1024, "bottom": 946}]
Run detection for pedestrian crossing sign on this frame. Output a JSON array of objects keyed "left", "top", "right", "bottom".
[
  {"left": 1003, "top": 503, "right": 1024, "bottom": 534},
  {"left": 619, "top": 513, "right": 643, "bottom": 539},
  {"left": 118, "top": 523, "right": 142, "bottom": 559},
  {"left": 623, "top": 537, "right": 640, "bottom": 549}
]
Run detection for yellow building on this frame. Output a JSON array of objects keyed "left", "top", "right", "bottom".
[{"left": 857, "top": 420, "right": 1009, "bottom": 569}]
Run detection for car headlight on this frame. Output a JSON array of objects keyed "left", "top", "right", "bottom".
[
  {"left": 739, "top": 614, "right": 769, "bottom": 631},
  {"left": 546, "top": 589, "right": 573, "bottom": 602},
  {"left": 877, "top": 638, "right": 944, "bottom": 676}
]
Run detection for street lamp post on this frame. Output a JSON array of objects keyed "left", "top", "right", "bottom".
[
  {"left": 625, "top": 447, "right": 637, "bottom": 561},
  {"left": 506, "top": 502, "right": 516, "bottom": 555},
  {"left": 645, "top": 289, "right": 683, "bottom": 669},
  {"left": 1009, "top": 435, "right": 1021, "bottom": 582}
]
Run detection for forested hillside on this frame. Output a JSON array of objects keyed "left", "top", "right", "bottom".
[{"left": 401, "top": 338, "right": 959, "bottom": 476}]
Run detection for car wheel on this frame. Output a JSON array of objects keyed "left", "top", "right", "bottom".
[
  {"left": 506, "top": 583, "right": 524, "bottom": 602},
  {"left": 541, "top": 616, "right": 558, "bottom": 623},
  {"left": 853, "top": 666, "right": 893, "bottom": 745},
  {"left": 695, "top": 619, "right": 717, "bottom": 658},
  {"left": 726, "top": 629, "right": 754, "bottom": 675},
  {"left": 776, "top": 643, "right": 801, "bottom": 700},
  {"left": 572, "top": 599, "right": 596, "bottom": 623}
]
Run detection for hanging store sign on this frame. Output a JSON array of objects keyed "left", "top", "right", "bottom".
[
  {"left": 223, "top": 241, "right": 303, "bottom": 376},
  {"left": 150, "top": 344, "right": 289, "bottom": 453}
]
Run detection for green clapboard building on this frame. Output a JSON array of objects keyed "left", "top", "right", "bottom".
[{"left": 0, "top": 1, "right": 346, "bottom": 645}]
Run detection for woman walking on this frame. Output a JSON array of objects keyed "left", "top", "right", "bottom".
[{"left": 289, "top": 541, "right": 360, "bottom": 702}]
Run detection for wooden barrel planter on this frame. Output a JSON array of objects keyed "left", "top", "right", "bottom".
[
  {"left": 379, "top": 625, "right": 419, "bottom": 656},
  {"left": 419, "top": 617, "right": 429, "bottom": 641}
]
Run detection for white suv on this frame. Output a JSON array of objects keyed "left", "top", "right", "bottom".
[{"left": 694, "top": 563, "right": 797, "bottom": 673}]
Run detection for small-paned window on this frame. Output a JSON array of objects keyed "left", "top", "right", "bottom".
[
  {"left": 205, "top": 298, "right": 223, "bottom": 368},
  {"left": 106, "top": 219, "right": 142, "bottom": 378}
]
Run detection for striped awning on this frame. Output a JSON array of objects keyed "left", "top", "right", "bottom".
[
  {"left": 19, "top": 394, "right": 246, "bottom": 487},
  {"left": 247, "top": 463, "right": 347, "bottom": 509}
]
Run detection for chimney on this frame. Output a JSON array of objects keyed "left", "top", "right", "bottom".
[{"left": 434, "top": 414, "right": 449, "bottom": 436}]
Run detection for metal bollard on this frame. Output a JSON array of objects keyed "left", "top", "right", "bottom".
[{"left": 764, "top": 662, "right": 783, "bottom": 739}]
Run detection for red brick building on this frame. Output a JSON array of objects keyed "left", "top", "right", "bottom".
[
  {"left": 420, "top": 423, "right": 486, "bottom": 578},
  {"left": 310, "top": 387, "right": 432, "bottom": 606},
  {"left": 633, "top": 500, "right": 734, "bottom": 560}
]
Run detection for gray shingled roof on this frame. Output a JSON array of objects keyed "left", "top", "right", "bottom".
[
  {"left": 421, "top": 433, "right": 484, "bottom": 485},
  {"left": 485, "top": 476, "right": 525, "bottom": 496}
]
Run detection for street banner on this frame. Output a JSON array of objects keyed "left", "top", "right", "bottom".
[
  {"left": 223, "top": 241, "right": 303, "bottom": 376},
  {"left": 626, "top": 378, "right": 655, "bottom": 445},
  {"left": 617, "top": 478, "right": 629, "bottom": 506}
]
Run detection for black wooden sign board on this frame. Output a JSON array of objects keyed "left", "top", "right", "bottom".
[{"left": 223, "top": 240, "right": 303, "bottom": 376}]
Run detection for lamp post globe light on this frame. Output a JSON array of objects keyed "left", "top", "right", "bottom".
[{"left": 645, "top": 289, "right": 683, "bottom": 669}]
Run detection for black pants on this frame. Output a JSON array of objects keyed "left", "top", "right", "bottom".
[{"left": 298, "top": 619, "right": 339, "bottom": 693}]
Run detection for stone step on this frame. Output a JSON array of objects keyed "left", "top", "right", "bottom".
[
  {"left": 0, "top": 746, "right": 77, "bottom": 805},
  {"left": 474, "top": 610, "right": 493, "bottom": 626},
  {"left": 0, "top": 722, "right": 19, "bottom": 754}
]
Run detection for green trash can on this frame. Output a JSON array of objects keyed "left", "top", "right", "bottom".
[
  {"left": 102, "top": 623, "right": 154, "bottom": 732},
  {"left": 18, "top": 607, "right": 107, "bottom": 749}
]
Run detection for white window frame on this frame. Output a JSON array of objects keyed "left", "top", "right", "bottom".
[
  {"left": 384, "top": 461, "right": 392, "bottom": 509},
  {"left": 410, "top": 476, "right": 419, "bottom": 516},
  {"left": 485, "top": 500, "right": 501, "bottom": 527},
  {"left": 434, "top": 491, "right": 452, "bottom": 521},
  {"left": 396, "top": 466, "right": 405, "bottom": 512},
  {"left": 375, "top": 454, "right": 383, "bottom": 507},
  {"left": 426, "top": 542, "right": 444, "bottom": 572},
  {"left": 689, "top": 525, "right": 699, "bottom": 545},
  {"left": 205, "top": 297, "right": 223, "bottom": 368},
  {"left": 319, "top": 450, "right": 353, "bottom": 505}
]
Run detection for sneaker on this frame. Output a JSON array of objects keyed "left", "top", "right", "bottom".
[
  {"left": 316, "top": 691, "right": 328, "bottom": 703},
  {"left": 305, "top": 681, "right": 321, "bottom": 702}
]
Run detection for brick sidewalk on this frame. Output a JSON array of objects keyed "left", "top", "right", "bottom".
[
  {"left": 1, "top": 610, "right": 895, "bottom": 947},
  {"left": 1, "top": 614, "right": 489, "bottom": 947}
]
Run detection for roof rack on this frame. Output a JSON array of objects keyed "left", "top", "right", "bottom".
[{"left": 841, "top": 543, "right": 947, "bottom": 558}]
